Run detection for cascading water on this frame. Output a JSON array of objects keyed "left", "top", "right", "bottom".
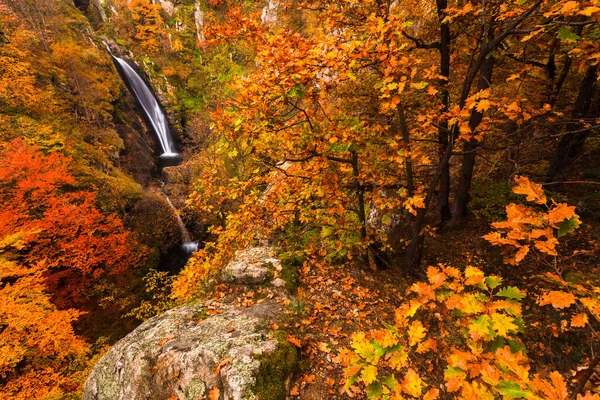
[
  {"left": 164, "top": 194, "right": 198, "bottom": 254},
  {"left": 104, "top": 42, "right": 178, "bottom": 158}
]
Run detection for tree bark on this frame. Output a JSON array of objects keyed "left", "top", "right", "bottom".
[
  {"left": 451, "top": 40, "right": 496, "bottom": 222},
  {"left": 546, "top": 64, "right": 599, "bottom": 182},
  {"left": 437, "top": 0, "right": 452, "bottom": 224}
]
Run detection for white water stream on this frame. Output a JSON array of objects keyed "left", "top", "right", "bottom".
[{"left": 164, "top": 194, "right": 198, "bottom": 254}]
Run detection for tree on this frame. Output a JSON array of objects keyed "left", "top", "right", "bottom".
[{"left": 0, "top": 138, "right": 146, "bottom": 323}]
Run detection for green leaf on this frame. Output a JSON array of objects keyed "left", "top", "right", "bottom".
[
  {"left": 381, "top": 215, "right": 391, "bottom": 225},
  {"left": 380, "top": 374, "right": 398, "bottom": 390},
  {"left": 558, "top": 215, "right": 580, "bottom": 237},
  {"left": 508, "top": 339, "right": 527, "bottom": 354},
  {"left": 497, "top": 286, "right": 526, "bottom": 300},
  {"left": 445, "top": 366, "right": 467, "bottom": 378},
  {"left": 557, "top": 26, "right": 580, "bottom": 42},
  {"left": 495, "top": 380, "right": 531, "bottom": 398},
  {"left": 366, "top": 381, "right": 383, "bottom": 399},
  {"left": 485, "top": 276, "right": 503, "bottom": 289},
  {"left": 490, "top": 336, "right": 505, "bottom": 352}
]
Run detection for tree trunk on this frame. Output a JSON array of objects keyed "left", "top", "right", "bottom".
[
  {"left": 452, "top": 47, "right": 495, "bottom": 222},
  {"left": 546, "top": 64, "right": 599, "bottom": 182},
  {"left": 437, "top": 0, "right": 452, "bottom": 224}
]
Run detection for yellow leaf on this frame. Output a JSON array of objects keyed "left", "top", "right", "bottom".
[
  {"left": 506, "top": 74, "right": 521, "bottom": 82},
  {"left": 287, "top": 335, "right": 302, "bottom": 347},
  {"left": 491, "top": 313, "right": 519, "bottom": 337},
  {"left": 534, "top": 237, "right": 559, "bottom": 256},
  {"left": 388, "top": 348, "right": 408, "bottom": 370},
  {"left": 465, "top": 266, "right": 485, "bottom": 286},
  {"left": 407, "top": 320, "right": 426, "bottom": 346},
  {"left": 514, "top": 245, "right": 530, "bottom": 264},
  {"left": 561, "top": 1, "right": 580, "bottom": 14},
  {"left": 571, "top": 313, "right": 588, "bottom": 328},
  {"left": 539, "top": 291, "right": 576, "bottom": 309},
  {"left": 361, "top": 364, "right": 377, "bottom": 385},
  {"left": 513, "top": 176, "right": 547, "bottom": 204},
  {"left": 579, "top": 6, "right": 600, "bottom": 17},
  {"left": 476, "top": 99, "right": 491, "bottom": 112},
  {"left": 402, "top": 368, "right": 424, "bottom": 397}
]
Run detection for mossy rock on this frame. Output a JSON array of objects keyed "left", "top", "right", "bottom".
[{"left": 252, "top": 332, "right": 299, "bottom": 400}]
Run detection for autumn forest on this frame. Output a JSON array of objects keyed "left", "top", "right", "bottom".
[{"left": 1, "top": 0, "right": 600, "bottom": 398}]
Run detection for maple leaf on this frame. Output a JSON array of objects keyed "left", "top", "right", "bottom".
[
  {"left": 539, "top": 291, "right": 576, "bottom": 309},
  {"left": 476, "top": 99, "right": 491, "bottom": 112},
  {"left": 512, "top": 176, "right": 547, "bottom": 204}
]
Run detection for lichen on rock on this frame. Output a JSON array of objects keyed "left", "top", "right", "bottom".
[{"left": 83, "top": 247, "right": 298, "bottom": 400}]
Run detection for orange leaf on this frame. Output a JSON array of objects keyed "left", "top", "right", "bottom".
[
  {"left": 287, "top": 335, "right": 302, "bottom": 347},
  {"left": 531, "top": 371, "right": 568, "bottom": 400},
  {"left": 571, "top": 313, "right": 588, "bottom": 328},
  {"left": 208, "top": 386, "right": 221, "bottom": 400},
  {"left": 539, "top": 291, "right": 576, "bottom": 309},
  {"left": 290, "top": 385, "right": 300, "bottom": 396},
  {"left": 407, "top": 320, "right": 426, "bottom": 346},
  {"left": 547, "top": 203, "right": 576, "bottom": 224},
  {"left": 513, "top": 176, "right": 547, "bottom": 204},
  {"left": 214, "top": 358, "right": 232, "bottom": 374}
]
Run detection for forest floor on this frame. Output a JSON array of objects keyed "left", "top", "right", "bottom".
[
  {"left": 286, "top": 212, "right": 600, "bottom": 399},
  {"left": 200, "top": 209, "right": 600, "bottom": 399}
]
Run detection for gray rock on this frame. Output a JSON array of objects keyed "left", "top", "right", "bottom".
[
  {"left": 221, "top": 247, "right": 279, "bottom": 285},
  {"left": 83, "top": 301, "right": 290, "bottom": 400}
]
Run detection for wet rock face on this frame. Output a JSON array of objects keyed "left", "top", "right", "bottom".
[{"left": 83, "top": 301, "right": 284, "bottom": 400}]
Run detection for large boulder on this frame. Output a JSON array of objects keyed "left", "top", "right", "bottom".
[
  {"left": 83, "top": 247, "right": 298, "bottom": 400},
  {"left": 83, "top": 301, "right": 296, "bottom": 400}
]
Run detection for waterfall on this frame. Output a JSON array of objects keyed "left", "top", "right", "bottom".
[
  {"left": 164, "top": 194, "right": 198, "bottom": 254},
  {"left": 104, "top": 43, "right": 178, "bottom": 158}
]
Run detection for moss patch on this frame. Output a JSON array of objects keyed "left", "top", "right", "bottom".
[
  {"left": 252, "top": 333, "right": 299, "bottom": 400},
  {"left": 278, "top": 252, "right": 302, "bottom": 294}
]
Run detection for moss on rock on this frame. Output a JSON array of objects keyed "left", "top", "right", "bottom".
[{"left": 252, "top": 332, "right": 298, "bottom": 400}]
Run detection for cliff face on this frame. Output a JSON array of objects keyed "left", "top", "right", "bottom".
[{"left": 83, "top": 248, "right": 298, "bottom": 400}]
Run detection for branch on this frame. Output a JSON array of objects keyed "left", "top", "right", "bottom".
[{"left": 402, "top": 31, "right": 441, "bottom": 49}]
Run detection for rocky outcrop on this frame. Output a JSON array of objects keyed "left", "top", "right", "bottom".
[
  {"left": 83, "top": 247, "right": 298, "bottom": 400},
  {"left": 222, "top": 247, "right": 282, "bottom": 285}
]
